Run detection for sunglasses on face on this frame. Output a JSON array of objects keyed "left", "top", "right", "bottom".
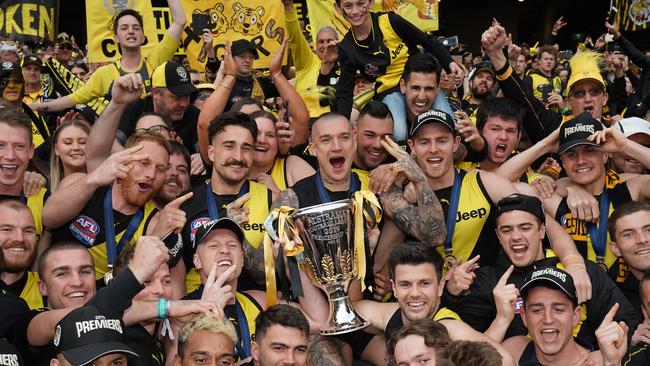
[
  {"left": 569, "top": 88, "right": 604, "bottom": 99},
  {"left": 134, "top": 125, "right": 171, "bottom": 135},
  {"left": 59, "top": 43, "right": 73, "bottom": 50}
]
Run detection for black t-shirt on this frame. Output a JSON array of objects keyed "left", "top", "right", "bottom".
[
  {"left": 226, "top": 75, "right": 279, "bottom": 111},
  {"left": 125, "top": 324, "right": 165, "bottom": 366},
  {"left": 0, "top": 288, "right": 30, "bottom": 339},
  {"left": 117, "top": 96, "right": 200, "bottom": 154}
]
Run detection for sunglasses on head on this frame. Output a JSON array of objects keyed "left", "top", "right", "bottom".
[{"left": 134, "top": 125, "right": 171, "bottom": 135}]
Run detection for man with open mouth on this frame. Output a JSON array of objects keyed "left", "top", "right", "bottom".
[
  {"left": 181, "top": 217, "right": 327, "bottom": 362},
  {"left": 440, "top": 193, "right": 638, "bottom": 348},
  {"left": 496, "top": 112, "right": 650, "bottom": 273},
  {"left": 42, "top": 74, "right": 187, "bottom": 281},
  {"left": 30, "top": 0, "right": 187, "bottom": 115},
  {"left": 503, "top": 266, "right": 628, "bottom": 366}
]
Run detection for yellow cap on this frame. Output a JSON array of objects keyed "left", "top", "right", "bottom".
[{"left": 566, "top": 51, "right": 605, "bottom": 92}]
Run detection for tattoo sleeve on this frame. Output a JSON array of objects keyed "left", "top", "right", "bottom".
[
  {"left": 242, "top": 238, "right": 266, "bottom": 286},
  {"left": 380, "top": 182, "right": 446, "bottom": 246},
  {"left": 271, "top": 188, "right": 300, "bottom": 210}
]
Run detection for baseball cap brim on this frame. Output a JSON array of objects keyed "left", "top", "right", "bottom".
[
  {"left": 63, "top": 342, "right": 138, "bottom": 366},
  {"left": 193, "top": 217, "right": 245, "bottom": 250},
  {"left": 557, "top": 140, "right": 600, "bottom": 154},
  {"left": 520, "top": 277, "right": 576, "bottom": 301},
  {"left": 168, "top": 82, "right": 198, "bottom": 97}
]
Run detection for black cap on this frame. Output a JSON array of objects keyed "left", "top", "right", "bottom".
[
  {"left": 471, "top": 61, "right": 495, "bottom": 79},
  {"left": 520, "top": 266, "right": 577, "bottom": 302},
  {"left": 56, "top": 32, "right": 72, "bottom": 45},
  {"left": 0, "top": 339, "right": 23, "bottom": 366},
  {"left": 0, "top": 61, "right": 19, "bottom": 76},
  {"left": 558, "top": 112, "right": 604, "bottom": 154},
  {"left": 22, "top": 54, "right": 42, "bottom": 68},
  {"left": 151, "top": 61, "right": 197, "bottom": 96},
  {"left": 231, "top": 39, "right": 259, "bottom": 59},
  {"left": 193, "top": 217, "right": 245, "bottom": 251},
  {"left": 496, "top": 194, "right": 546, "bottom": 224},
  {"left": 409, "top": 109, "right": 456, "bottom": 138},
  {"left": 54, "top": 306, "right": 138, "bottom": 366}
]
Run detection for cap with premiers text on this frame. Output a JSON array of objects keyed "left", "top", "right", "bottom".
[
  {"left": 558, "top": 112, "right": 604, "bottom": 154},
  {"left": 520, "top": 266, "right": 577, "bottom": 302},
  {"left": 0, "top": 339, "right": 23, "bottom": 366},
  {"left": 54, "top": 306, "right": 138, "bottom": 366},
  {"left": 151, "top": 61, "right": 197, "bottom": 97},
  {"left": 409, "top": 109, "right": 456, "bottom": 138}
]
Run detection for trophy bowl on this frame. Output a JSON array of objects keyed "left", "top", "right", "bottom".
[{"left": 291, "top": 199, "right": 369, "bottom": 335}]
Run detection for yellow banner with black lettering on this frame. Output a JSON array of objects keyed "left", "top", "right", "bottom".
[
  {"left": 0, "top": 0, "right": 57, "bottom": 43},
  {"left": 615, "top": 0, "right": 650, "bottom": 31},
  {"left": 179, "top": 0, "right": 287, "bottom": 71},
  {"left": 152, "top": 7, "right": 185, "bottom": 56},
  {"left": 305, "top": 0, "right": 438, "bottom": 41},
  {"left": 85, "top": 0, "right": 159, "bottom": 63}
]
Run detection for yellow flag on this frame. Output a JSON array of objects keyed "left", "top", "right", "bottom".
[
  {"left": 305, "top": 0, "right": 438, "bottom": 41},
  {"left": 179, "top": 0, "right": 287, "bottom": 71},
  {"left": 85, "top": 0, "right": 159, "bottom": 63}
]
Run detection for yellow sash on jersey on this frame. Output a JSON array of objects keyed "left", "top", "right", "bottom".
[
  {"left": 20, "top": 272, "right": 44, "bottom": 310},
  {"left": 27, "top": 187, "right": 47, "bottom": 239},
  {"left": 434, "top": 306, "right": 460, "bottom": 321},
  {"left": 270, "top": 158, "right": 287, "bottom": 191}
]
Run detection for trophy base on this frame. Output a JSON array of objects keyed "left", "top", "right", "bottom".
[{"left": 320, "top": 282, "right": 370, "bottom": 335}]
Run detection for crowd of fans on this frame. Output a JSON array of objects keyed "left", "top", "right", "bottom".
[{"left": 1, "top": 0, "right": 650, "bottom": 365}]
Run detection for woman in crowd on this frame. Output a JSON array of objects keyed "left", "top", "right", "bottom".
[{"left": 49, "top": 119, "right": 90, "bottom": 192}]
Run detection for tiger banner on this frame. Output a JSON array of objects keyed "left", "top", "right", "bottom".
[
  {"left": 179, "top": 0, "right": 287, "bottom": 71},
  {"left": 85, "top": 0, "right": 159, "bottom": 63},
  {"left": 0, "top": 0, "right": 57, "bottom": 43},
  {"left": 304, "top": 0, "right": 438, "bottom": 42},
  {"left": 615, "top": 0, "right": 650, "bottom": 31}
]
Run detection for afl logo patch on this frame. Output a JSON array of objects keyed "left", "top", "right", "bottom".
[
  {"left": 560, "top": 215, "right": 568, "bottom": 227},
  {"left": 190, "top": 217, "right": 211, "bottom": 242},
  {"left": 70, "top": 215, "right": 100, "bottom": 246}
]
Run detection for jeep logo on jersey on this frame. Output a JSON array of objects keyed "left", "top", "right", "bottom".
[
  {"left": 190, "top": 217, "right": 211, "bottom": 242},
  {"left": 455, "top": 208, "right": 487, "bottom": 222},
  {"left": 242, "top": 222, "right": 266, "bottom": 233},
  {"left": 70, "top": 215, "right": 100, "bottom": 246}
]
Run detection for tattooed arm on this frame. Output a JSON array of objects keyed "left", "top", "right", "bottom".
[
  {"left": 271, "top": 187, "right": 300, "bottom": 210},
  {"left": 378, "top": 137, "right": 447, "bottom": 246},
  {"left": 242, "top": 239, "right": 266, "bottom": 286},
  {"left": 381, "top": 182, "right": 446, "bottom": 246}
]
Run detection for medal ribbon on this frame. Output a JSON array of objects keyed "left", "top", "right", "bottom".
[
  {"left": 206, "top": 181, "right": 250, "bottom": 220},
  {"left": 103, "top": 185, "right": 144, "bottom": 267},
  {"left": 315, "top": 170, "right": 360, "bottom": 203},
  {"left": 444, "top": 171, "right": 462, "bottom": 258},
  {"left": 235, "top": 299, "right": 251, "bottom": 358},
  {"left": 586, "top": 191, "right": 610, "bottom": 265}
]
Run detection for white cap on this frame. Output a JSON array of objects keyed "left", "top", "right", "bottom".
[{"left": 616, "top": 117, "right": 650, "bottom": 138}]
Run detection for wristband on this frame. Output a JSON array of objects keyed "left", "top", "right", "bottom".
[
  {"left": 272, "top": 71, "right": 282, "bottom": 80},
  {"left": 220, "top": 83, "right": 231, "bottom": 90},
  {"left": 158, "top": 298, "right": 168, "bottom": 319},
  {"left": 166, "top": 299, "right": 172, "bottom": 317}
]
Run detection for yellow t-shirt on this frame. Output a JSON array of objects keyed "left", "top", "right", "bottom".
[{"left": 69, "top": 31, "right": 179, "bottom": 105}]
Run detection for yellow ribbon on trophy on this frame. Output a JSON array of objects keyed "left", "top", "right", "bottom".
[
  {"left": 352, "top": 191, "right": 383, "bottom": 291},
  {"left": 263, "top": 206, "right": 304, "bottom": 307}
]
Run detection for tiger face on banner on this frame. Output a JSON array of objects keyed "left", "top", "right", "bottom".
[{"left": 180, "top": 0, "right": 286, "bottom": 71}]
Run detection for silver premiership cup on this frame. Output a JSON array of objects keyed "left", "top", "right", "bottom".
[{"left": 291, "top": 199, "right": 369, "bottom": 335}]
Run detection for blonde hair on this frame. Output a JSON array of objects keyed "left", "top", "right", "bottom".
[
  {"left": 49, "top": 120, "right": 91, "bottom": 193},
  {"left": 178, "top": 315, "right": 238, "bottom": 357}
]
